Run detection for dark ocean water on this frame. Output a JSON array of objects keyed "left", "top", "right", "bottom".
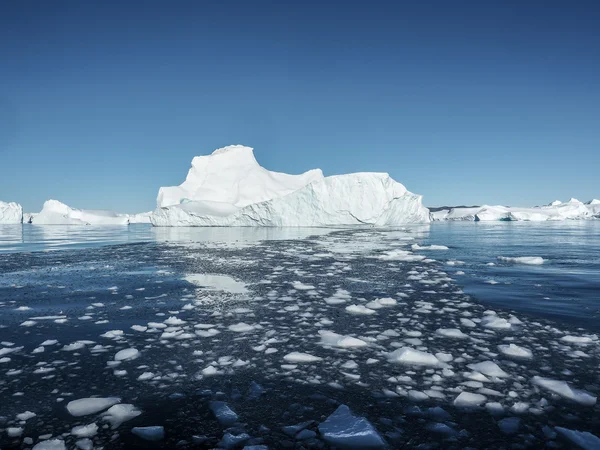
[{"left": 1, "top": 221, "right": 599, "bottom": 331}]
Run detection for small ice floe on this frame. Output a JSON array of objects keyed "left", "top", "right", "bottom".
[
  {"left": 555, "top": 427, "right": 600, "bottom": 448},
  {"left": 210, "top": 401, "right": 239, "bottom": 426},
  {"left": 365, "top": 297, "right": 396, "bottom": 309},
  {"left": 377, "top": 249, "right": 426, "bottom": 262},
  {"left": 71, "top": 423, "right": 98, "bottom": 438},
  {"left": 132, "top": 426, "right": 165, "bottom": 441},
  {"left": 0, "top": 346, "right": 23, "bottom": 357},
  {"left": 291, "top": 281, "right": 315, "bottom": 290},
  {"left": 324, "top": 288, "right": 351, "bottom": 305},
  {"left": 114, "top": 348, "right": 139, "bottom": 361},
  {"left": 32, "top": 439, "right": 66, "bottom": 450},
  {"left": 498, "top": 417, "right": 520, "bottom": 435},
  {"left": 318, "top": 330, "right": 367, "bottom": 348},
  {"left": 467, "top": 361, "right": 509, "bottom": 378},
  {"left": 228, "top": 322, "right": 255, "bottom": 333},
  {"left": 498, "top": 256, "right": 545, "bottom": 265},
  {"left": 318, "top": 405, "right": 386, "bottom": 449},
  {"left": 102, "top": 404, "right": 142, "bottom": 428},
  {"left": 387, "top": 348, "right": 441, "bottom": 367},
  {"left": 345, "top": 304, "right": 376, "bottom": 315},
  {"left": 532, "top": 377, "right": 597, "bottom": 406},
  {"left": 66, "top": 397, "right": 121, "bottom": 416},
  {"left": 164, "top": 316, "right": 186, "bottom": 326},
  {"left": 100, "top": 330, "right": 124, "bottom": 339},
  {"left": 283, "top": 352, "right": 322, "bottom": 363},
  {"left": 412, "top": 244, "right": 449, "bottom": 251},
  {"left": 481, "top": 315, "right": 512, "bottom": 330},
  {"left": 560, "top": 335, "right": 595, "bottom": 345},
  {"left": 497, "top": 343, "right": 533, "bottom": 360},
  {"left": 7, "top": 427, "right": 23, "bottom": 437},
  {"left": 184, "top": 273, "right": 247, "bottom": 294},
  {"left": 453, "top": 392, "right": 487, "bottom": 408},
  {"left": 16, "top": 411, "right": 36, "bottom": 421},
  {"left": 435, "top": 328, "right": 468, "bottom": 339},
  {"left": 62, "top": 341, "right": 89, "bottom": 351}
]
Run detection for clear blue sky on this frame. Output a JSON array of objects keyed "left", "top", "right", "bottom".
[{"left": 1, "top": 0, "right": 599, "bottom": 212}]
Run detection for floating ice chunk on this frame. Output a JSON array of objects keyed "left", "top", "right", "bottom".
[
  {"left": 132, "top": 426, "right": 165, "bottom": 441},
  {"left": 114, "top": 348, "right": 139, "bottom": 361},
  {"left": 210, "top": 401, "right": 239, "bottom": 426},
  {"left": 498, "top": 343, "right": 533, "bottom": 360},
  {"left": 318, "top": 404, "right": 386, "bottom": 449},
  {"left": 345, "top": 304, "right": 376, "bottom": 315},
  {"left": 555, "top": 427, "right": 600, "bottom": 449},
  {"left": 498, "top": 256, "right": 544, "bottom": 265},
  {"left": 131, "top": 325, "right": 147, "bottom": 332},
  {"left": 454, "top": 392, "right": 487, "bottom": 408},
  {"left": 228, "top": 322, "right": 255, "bottom": 333},
  {"left": 62, "top": 342, "right": 86, "bottom": 351},
  {"left": 100, "top": 330, "right": 124, "bottom": 339},
  {"left": 387, "top": 348, "right": 440, "bottom": 367},
  {"left": 467, "top": 361, "right": 509, "bottom": 378},
  {"left": 218, "top": 433, "right": 251, "bottom": 448},
  {"left": 318, "top": 330, "right": 367, "bottom": 348},
  {"left": 164, "top": 316, "right": 186, "bottom": 326},
  {"left": 412, "top": 244, "right": 449, "bottom": 251},
  {"left": 67, "top": 397, "right": 121, "bottom": 416},
  {"left": 202, "top": 365, "right": 221, "bottom": 376},
  {"left": 7, "top": 427, "right": 23, "bottom": 437},
  {"left": 481, "top": 316, "right": 512, "bottom": 330},
  {"left": 16, "top": 410, "right": 36, "bottom": 421},
  {"left": 498, "top": 417, "right": 520, "bottom": 435},
  {"left": 325, "top": 289, "right": 351, "bottom": 304},
  {"left": 283, "top": 352, "right": 322, "bottom": 363},
  {"left": 460, "top": 318, "right": 476, "bottom": 328},
  {"left": 196, "top": 329, "right": 220, "bottom": 337},
  {"left": 32, "top": 439, "right": 67, "bottom": 450},
  {"left": 0, "top": 346, "right": 23, "bottom": 357},
  {"left": 378, "top": 249, "right": 426, "bottom": 262},
  {"left": 102, "top": 404, "right": 142, "bottom": 429},
  {"left": 41, "top": 340, "right": 58, "bottom": 346},
  {"left": 436, "top": 328, "right": 468, "bottom": 339},
  {"left": 561, "top": 335, "right": 595, "bottom": 345},
  {"left": 365, "top": 297, "right": 396, "bottom": 309},
  {"left": 532, "top": 377, "right": 597, "bottom": 406},
  {"left": 137, "top": 372, "right": 155, "bottom": 381},
  {"left": 71, "top": 423, "right": 98, "bottom": 438},
  {"left": 292, "top": 281, "right": 315, "bottom": 290},
  {"left": 75, "top": 438, "right": 93, "bottom": 450}
]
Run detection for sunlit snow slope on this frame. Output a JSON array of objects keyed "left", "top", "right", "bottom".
[{"left": 0, "top": 201, "right": 23, "bottom": 224}]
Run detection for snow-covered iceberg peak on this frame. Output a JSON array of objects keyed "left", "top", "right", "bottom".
[
  {"left": 157, "top": 145, "right": 324, "bottom": 209},
  {"left": 151, "top": 145, "right": 430, "bottom": 227},
  {"left": 0, "top": 201, "right": 23, "bottom": 224}
]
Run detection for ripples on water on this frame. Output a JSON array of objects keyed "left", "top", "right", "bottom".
[{"left": 1, "top": 221, "right": 599, "bottom": 330}]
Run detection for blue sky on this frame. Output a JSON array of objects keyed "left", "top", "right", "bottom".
[{"left": 1, "top": 0, "right": 599, "bottom": 212}]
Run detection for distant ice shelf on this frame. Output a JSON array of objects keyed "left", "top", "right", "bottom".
[
  {"left": 27, "top": 200, "right": 151, "bottom": 225},
  {"left": 430, "top": 198, "right": 600, "bottom": 222}
]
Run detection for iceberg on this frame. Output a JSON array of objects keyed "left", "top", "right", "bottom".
[
  {"left": 0, "top": 201, "right": 23, "bottom": 224},
  {"left": 431, "top": 198, "right": 598, "bottom": 222},
  {"left": 151, "top": 145, "right": 430, "bottom": 226},
  {"left": 32, "top": 200, "right": 130, "bottom": 225}
]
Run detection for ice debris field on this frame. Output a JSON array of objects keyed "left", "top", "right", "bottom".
[{"left": 1, "top": 228, "right": 599, "bottom": 449}]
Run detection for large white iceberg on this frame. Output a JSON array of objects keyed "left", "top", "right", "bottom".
[
  {"left": 32, "top": 200, "right": 130, "bottom": 225},
  {"left": 0, "top": 201, "right": 23, "bottom": 224},
  {"left": 431, "top": 198, "right": 598, "bottom": 222},
  {"left": 151, "top": 145, "right": 430, "bottom": 227}
]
